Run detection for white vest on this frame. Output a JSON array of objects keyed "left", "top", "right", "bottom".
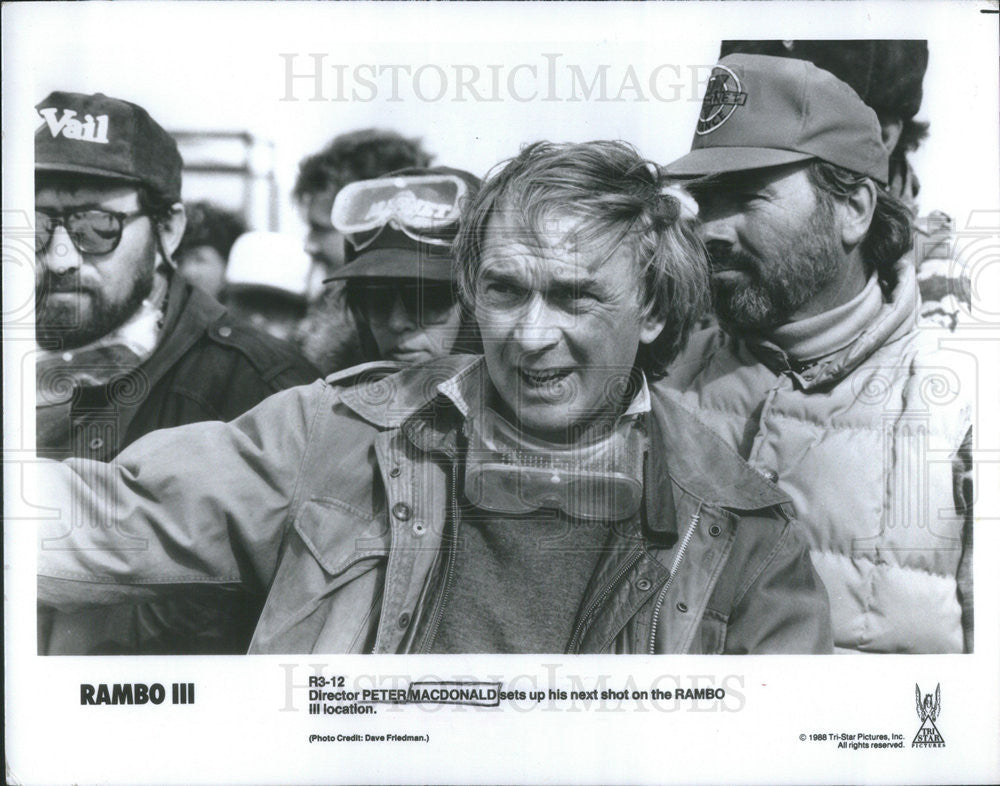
[{"left": 660, "top": 261, "right": 972, "bottom": 653}]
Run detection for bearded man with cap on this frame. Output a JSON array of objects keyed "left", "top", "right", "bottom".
[
  {"left": 661, "top": 55, "right": 973, "bottom": 654},
  {"left": 716, "top": 40, "right": 969, "bottom": 330},
  {"left": 34, "top": 140, "right": 832, "bottom": 655},
  {"left": 34, "top": 91, "right": 318, "bottom": 655}
]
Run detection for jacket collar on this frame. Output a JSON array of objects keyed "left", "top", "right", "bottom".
[
  {"left": 649, "top": 387, "right": 791, "bottom": 513},
  {"left": 106, "top": 276, "right": 225, "bottom": 441},
  {"left": 141, "top": 274, "right": 226, "bottom": 385},
  {"left": 340, "top": 354, "right": 790, "bottom": 515},
  {"left": 744, "top": 256, "right": 918, "bottom": 390},
  {"left": 339, "top": 353, "right": 481, "bottom": 430}
]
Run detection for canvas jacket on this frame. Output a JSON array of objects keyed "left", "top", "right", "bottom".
[{"left": 38, "top": 355, "right": 832, "bottom": 654}]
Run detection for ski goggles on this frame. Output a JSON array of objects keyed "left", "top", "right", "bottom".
[
  {"left": 462, "top": 408, "right": 646, "bottom": 522},
  {"left": 35, "top": 208, "right": 147, "bottom": 255},
  {"left": 332, "top": 174, "right": 468, "bottom": 251}
]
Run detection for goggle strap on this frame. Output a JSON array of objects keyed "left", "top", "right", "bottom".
[{"left": 345, "top": 220, "right": 455, "bottom": 252}]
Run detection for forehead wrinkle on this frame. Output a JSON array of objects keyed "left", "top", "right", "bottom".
[{"left": 491, "top": 202, "right": 634, "bottom": 267}]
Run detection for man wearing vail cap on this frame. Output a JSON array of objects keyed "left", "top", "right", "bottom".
[
  {"left": 660, "top": 54, "right": 973, "bottom": 653},
  {"left": 34, "top": 91, "right": 318, "bottom": 655}
]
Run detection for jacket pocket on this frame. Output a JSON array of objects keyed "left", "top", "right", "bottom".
[
  {"left": 252, "top": 498, "right": 389, "bottom": 652},
  {"left": 695, "top": 608, "right": 729, "bottom": 654},
  {"left": 293, "top": 497, "right": 390, "bottom": 576}
]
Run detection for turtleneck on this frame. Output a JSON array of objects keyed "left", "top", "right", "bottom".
[{"left": 769, "top": 274, "right": 884, "bottom": 363}]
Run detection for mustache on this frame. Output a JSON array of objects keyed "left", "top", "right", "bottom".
[
  {"left": 39, "top": 270, "right": 87, "bottom": 294},
  {"left": 705, "top": 242, "right": 761, "bottom": 274}
]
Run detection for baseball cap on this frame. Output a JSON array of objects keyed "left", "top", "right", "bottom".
[
  {"left": 324, "top": 166, "right": 481, "bottom": 284},
  {"left": 719, "top": 40, "right": 929, "bottom": 122},
  {"left": 666, "top": 54, "right": 889, "bottom": 184},
  {"left": 35, "top": 91, "right": 183, "bottom": 202}
]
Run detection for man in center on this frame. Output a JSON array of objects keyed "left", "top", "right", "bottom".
[{"left": 38, "top": 141, "right": 830, "bottom": 654}]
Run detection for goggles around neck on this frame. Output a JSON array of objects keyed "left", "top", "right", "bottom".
[
  {"left": 332, "top": 174, "right": 467, "bottom": 251},
  {"left": 462, "top": 407, "right": 646, "bottom": 522}
]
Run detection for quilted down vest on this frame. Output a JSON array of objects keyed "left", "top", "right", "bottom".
[{"left": 659, "top": 260, "right": 973, "bottom": 653}]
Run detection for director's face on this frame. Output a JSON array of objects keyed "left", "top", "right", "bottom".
[{"left": 473, "top": 210, "right": 665, "bottom": 442}]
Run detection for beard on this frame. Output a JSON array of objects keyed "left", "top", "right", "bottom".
[
  {"left": 708, "top": 203, "right": 844, "bottom": 333},
  {"left": 36, "top": 254, "right": 156, "bottom": 350}
]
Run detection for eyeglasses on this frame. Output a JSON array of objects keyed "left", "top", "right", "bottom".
[
  {"left": 35, "top": 209, "right": 147, "bottom": 255},
  {"left": 353, "top": 281, "right": 457, "bottom": 325}
]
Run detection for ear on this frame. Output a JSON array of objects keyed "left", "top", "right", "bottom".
[
  {"left": 157, "top": 203, "right": 187, "bottom": 262},
  {"left": 638, "top": 311, "right": 667, "bottom": 346},
  {"left": 880, "top": 117, "right": 904, "bottom": 155},
  {"left": 839, "top": 179, "right": 877, "bottom": 251}
]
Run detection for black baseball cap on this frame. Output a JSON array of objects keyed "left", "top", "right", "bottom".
[{"left": 35, "top": 91, "right": 183, "bottom": 202}]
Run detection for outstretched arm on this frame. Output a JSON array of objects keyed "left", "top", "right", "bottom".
[{"left": 37, "top": 382, "right": 326, "bottom": 609}]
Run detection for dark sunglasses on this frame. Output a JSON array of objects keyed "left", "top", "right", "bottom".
[
  {"left": 35, "top": 209, "right": 147, "bottom": 255},
  {"left": 354, "top": 281, "right": 457, "bottom": 325}
]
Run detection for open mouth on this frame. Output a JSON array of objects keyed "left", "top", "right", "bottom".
[{"left": 520, "top": 367, "right": 572, "bottom": 387}]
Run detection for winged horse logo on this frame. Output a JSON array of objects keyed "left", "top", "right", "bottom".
[
  {"left": 915, "top": 683, "right": 941, "bottom": 723},
  {"left": 913, "top": 683, "right": 945, "bottom": 746}
]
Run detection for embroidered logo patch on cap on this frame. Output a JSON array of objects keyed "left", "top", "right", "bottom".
[
  {"left": 37, "top": 108, "right": 110, "bottom": 145},
  {"left": 696, "top": 64, "right": 747, "bottom": 135}
]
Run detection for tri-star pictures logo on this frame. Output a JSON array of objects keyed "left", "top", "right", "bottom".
[
  {"left": 695, "top": 65, "right": 747, "bottom": 136},
  {"left": 912, "top": 683, "right": 945, "bottom": 748}
]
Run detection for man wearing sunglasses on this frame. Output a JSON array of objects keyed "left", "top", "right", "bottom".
[
  {"left": 34, "top": 91, "right": 318, "bottom": 655},
  {"left": 326, "top": 167, "right": 482, "bottom": 365},
  {"left": 37, "top": 140, "right": 831, "bottom": 655}
]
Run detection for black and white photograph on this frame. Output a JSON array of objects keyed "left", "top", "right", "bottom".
[{"left": 4, "top": 1, "right": 999, "bottom": 783}]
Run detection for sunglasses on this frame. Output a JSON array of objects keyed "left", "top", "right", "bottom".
[
  {"left": 35, "top": 208, "right": 147, "bottom": 255},
  {"left": 353, "top": 281, "right": 457, "bottom": 325}
]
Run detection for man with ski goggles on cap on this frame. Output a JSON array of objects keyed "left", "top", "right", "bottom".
[
  {"left": 37, "top": 140, "right": 831, "bottom": 655},
  {"left": 325, "top": 167, "right": 482, "bottom": 365},
  {"left": 34, "top": 91, "right": 317, "bottom": 656}
]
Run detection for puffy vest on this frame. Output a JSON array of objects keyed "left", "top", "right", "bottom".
[{"left": 659, "top": 260, "right": 972, "bottom": 653}]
